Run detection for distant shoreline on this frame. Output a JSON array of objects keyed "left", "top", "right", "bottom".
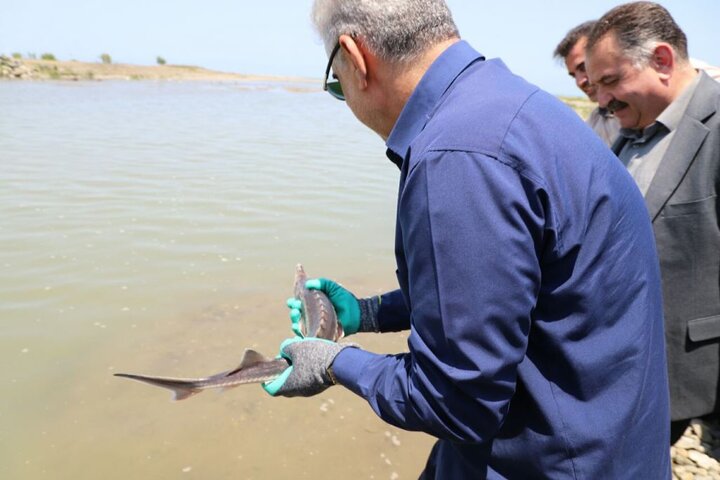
[
  {"left": 0, "top": 56, "right": 317, "bottom": 84},
  {"left": 0, "top": 56, "right": 594, "bottom": 116}
]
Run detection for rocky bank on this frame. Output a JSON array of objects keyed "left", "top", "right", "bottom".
[
  {"left": 0, "top": 55, "right": 35, "bottom": 79},
  {"left": 673, "top": 419, "right": 720, "bottom": 479}
]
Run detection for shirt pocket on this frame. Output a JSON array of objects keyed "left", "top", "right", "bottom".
[
  {"left": 660, "top": 195, "right": 716, "bottom": 218},
  {"left": 688, "top": 315, "right": 720, "bottom": 343}
]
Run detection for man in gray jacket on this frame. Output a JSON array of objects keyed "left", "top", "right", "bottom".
[{"left": 586, "top": 1, "right": 720, "bottom": 443}]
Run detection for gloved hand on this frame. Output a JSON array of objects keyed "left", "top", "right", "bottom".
[
  {"left": 286, "top": 278, "right": 380, "bottom": 336},
  {"left": 262, "top": 337, "right": 355, "bottom": 397}
]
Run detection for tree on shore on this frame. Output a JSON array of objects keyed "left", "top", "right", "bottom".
[
  {"left": 41, "top": 53, "right": 56, "bottom": 61},
  {"left": 156, "top": 56, "right": 166, "bottom": 65},
  {"left": 100, "top": 53, "right": 112, "bottom": 64}
]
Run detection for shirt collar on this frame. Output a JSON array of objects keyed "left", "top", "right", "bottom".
[
  {"left": 656, "top": 71, "right": 701, "bottom": 132},
  {"left": 385, "top": 40, "right": 485, "bottom": 166},
  {"left": 619, "top": 121, "right": 665, "bottom": 144},
  {"left": 619, "top": 72, "right": 702, "bottom": 142}
]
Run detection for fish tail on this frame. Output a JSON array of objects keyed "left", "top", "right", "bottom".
[{"left": 114, "top": 373, "right": 201, "bottom": 401}]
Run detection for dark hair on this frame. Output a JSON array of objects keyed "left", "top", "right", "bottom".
[
  {"left": 554, "top": 20, "right": 596, "bottom": 60},
  {"left": 587, "top": 1, "right": 688, "bottom": 66}
]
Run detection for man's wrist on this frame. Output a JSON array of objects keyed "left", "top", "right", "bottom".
[{"left": 358, "top": 295, "right": 381, "bottom": 332}]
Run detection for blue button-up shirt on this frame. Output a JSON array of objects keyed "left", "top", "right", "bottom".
[{"left": 332, "top": 41, "right": 670, "bottom": 479}]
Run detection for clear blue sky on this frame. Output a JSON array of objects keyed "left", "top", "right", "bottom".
[{"left": 1, "top": 0, "right": 717, "bottom": 96}]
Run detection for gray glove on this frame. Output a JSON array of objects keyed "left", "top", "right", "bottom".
[{"left": 262, "top": 337, "right": 356, "bottom": 397}]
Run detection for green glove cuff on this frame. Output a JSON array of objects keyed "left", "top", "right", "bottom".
[{"left": 358, "top": 296, "right": 381, "bottom": 333}]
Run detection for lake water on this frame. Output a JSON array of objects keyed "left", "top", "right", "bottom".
[{"left": 0, "top": 80, "right": 435, "bottom": 479}]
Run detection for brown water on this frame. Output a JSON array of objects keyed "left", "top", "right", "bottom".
[{"left": 0, "top": 81, "right": 434, "bottom": 479}]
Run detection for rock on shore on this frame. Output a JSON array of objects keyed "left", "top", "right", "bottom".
[
  {"left": 0, "top": 55, "right": 34, "bottom": 79},
  {"left": 673, "top": 418, "right": 720, "bottom": 479}
]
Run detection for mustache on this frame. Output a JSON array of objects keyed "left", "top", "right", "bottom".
[{"left": 607, "top": 99, "right": 628, "bottom": 113}]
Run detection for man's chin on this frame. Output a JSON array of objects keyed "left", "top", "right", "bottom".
[{"left": 613, "top": 108, "right": 635, "bottom": 128}]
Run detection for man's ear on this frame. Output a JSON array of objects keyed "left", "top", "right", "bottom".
[
  {"left": 651, "top": 43, "right": 675, "bottom": 79},
  {"left": 338, "top": 34, "right": 369, "bottom": 91}
]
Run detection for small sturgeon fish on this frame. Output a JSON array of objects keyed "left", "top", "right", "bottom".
[
  {"left": 114, "top": 264, "right": 340, "bottom": 400},
  {"left": 114, "top": 351, "right": 289, "bottom": 400},
  {"left": 293, "top": 263, "right": 343, "bottom": 341}
]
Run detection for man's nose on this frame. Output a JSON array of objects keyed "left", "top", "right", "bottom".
[
  {"left": 575, "top": 73, "right": 589, "bottom": 90},
  {"left": 595, "top": 88, "right": 612, "bottom": 109}
]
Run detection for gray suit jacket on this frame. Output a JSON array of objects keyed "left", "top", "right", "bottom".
[{"left": 613, "top": 72, "right": 720, "bottom": 420}]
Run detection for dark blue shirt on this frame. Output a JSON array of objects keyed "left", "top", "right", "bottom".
[{"left": 332, "top": 41, "right": 670, "bottom": 479}]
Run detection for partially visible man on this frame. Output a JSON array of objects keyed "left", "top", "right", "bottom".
[
  {"left": 586, "top": 1, "right": 720, "bottom": 443},
  {"left": 554, "top": 20, "right": 620, "bottom": 146},
  {"left": 692, "top": 58, "right": 720, "bottom": 82},
  {"left": 262, "top": 0, "right": 670, "bottom": 478}
]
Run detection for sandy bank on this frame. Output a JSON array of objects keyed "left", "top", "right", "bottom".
[{"left": 0, "top": 56, "right": 315, "bottom": 83}]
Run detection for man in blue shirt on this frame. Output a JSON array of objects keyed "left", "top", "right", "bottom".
[{"left": 264, "top": 1, "right": 671, "bottom": 477}]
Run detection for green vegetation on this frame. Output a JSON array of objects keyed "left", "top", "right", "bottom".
[
  {"left": 11, "top": 52, "right": 22, "bottom": 59},
  {"left": 40, "top": 53, "right": 56, "bottom": 61},
  {"left": 559, "top": 96, "right": 594, "bottom": 119},
  {"left": 36, "top": 64, "right": 61, "bottom": 79},
  {"left": 100, "top": 53, "right": 112, "bottom": 64},
  {"left": 156, "top": 56, "right": 166, "bottom": 65}
]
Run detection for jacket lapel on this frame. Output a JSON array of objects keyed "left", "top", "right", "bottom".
[{"left": 644, "top": 73, "right": 717, "bottom": 221}]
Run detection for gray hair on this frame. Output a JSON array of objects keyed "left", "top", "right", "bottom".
[
  {"left": 311, "top": 0, "right": 460, "bottom": 64},
  {"left": 587, "top": 1, "right": 689, "bottom": 69}
]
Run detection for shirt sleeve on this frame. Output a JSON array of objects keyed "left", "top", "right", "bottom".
[
  {"left": 332, "top": 150, "right": 544, "bottom": 442},
  {"left": 376, "top": 289, "right": 411, "bottom": 332}
]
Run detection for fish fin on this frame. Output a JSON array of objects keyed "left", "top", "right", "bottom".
[
  {"left": 236, "top": 349, "right": 271, "bottom": 370},
  {"left": 172, "top": 388, "right": 199, "bottom": 401},
  {"left": 114, "top": 373, "right": 201, "bottom": 401}
]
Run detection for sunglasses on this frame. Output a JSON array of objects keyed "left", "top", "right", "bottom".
[{"left": 323, "top": 42, "right": 345, "bottom": 101}]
